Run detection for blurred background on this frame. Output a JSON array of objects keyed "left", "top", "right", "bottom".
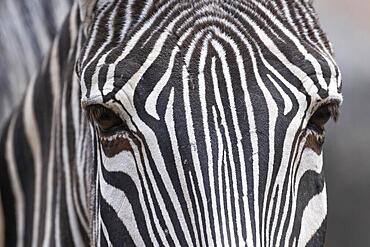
[{"left": 315, "top": 1, "right": 370, "bottom": 246}]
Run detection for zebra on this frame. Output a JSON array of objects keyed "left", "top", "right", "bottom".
[{"left": 0, "top": 0, "right": 343, "bottom": 246}]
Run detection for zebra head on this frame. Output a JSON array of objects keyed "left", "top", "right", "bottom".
[{"left": 77, "top": 0, "right": 342, "bottom": 246}]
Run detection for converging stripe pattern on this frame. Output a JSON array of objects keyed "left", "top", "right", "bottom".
[{"left": 0, "top": 0, "right": 342, "bottom": 247}]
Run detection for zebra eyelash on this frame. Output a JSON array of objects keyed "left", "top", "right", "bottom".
[
  {"left": 326, "top": 102, "right": 340, "bottom": 122},
  {"left": 307, "top": 101, "right": 340, "bottom": 134},
  {"left": 314, "top": 99, "right": 341, "bottom": 120}
]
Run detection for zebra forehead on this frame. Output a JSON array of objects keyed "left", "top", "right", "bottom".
[
  {"left": 79, "top": 0, "right": 341, "bottom": 107},
  {"left": 84, "top": 0, "right": 328, "bottom": 45}
]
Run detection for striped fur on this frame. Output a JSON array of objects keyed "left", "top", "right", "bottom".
[{"left": 0, "top": 0, "right": 342, "bottom": 246}]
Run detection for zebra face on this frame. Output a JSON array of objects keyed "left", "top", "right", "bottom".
[{"left": 78, "top": 0, "right": 342, "bottom": 246}]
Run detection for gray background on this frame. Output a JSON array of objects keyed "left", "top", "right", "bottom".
[{"left": 316, "top": 1, "right": 370, "bottom": 246}]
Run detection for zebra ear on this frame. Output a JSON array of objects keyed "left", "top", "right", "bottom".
[{"left": 78, "top": 0, "right": 98, "bottom": 32}]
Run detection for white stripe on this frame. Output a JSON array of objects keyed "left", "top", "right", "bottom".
[
  {"left": 100, "top": 1, "right": 175, "bottom": 97},
  {"left": 144, "top": 6, "right": 211, "bottom": 120},
  {"left": 294, "top": 1, "right": 332, "bottom": 55},
  {"left": 165, "top": 89, "right": 199, "bottom": 246},
  {"left": 61, "top": 84, "right": 84, "bottom": 246},
  {"left": 258, "top": 48, "right": 297, "bottom": 115},
  {"left": 189, "top": 172, "right": 207, "bottom": 246},
  {"left": 280, "top": 0, "right": 300, "bottom": 34},
  {"left": 268, "top": 117, "right": 307, "bottom": 246},
  {"left": 129, "top": 143, "right": 170, "bottom": 247},
  {"left": 23, "top": 76, "right": 43, "bottom": 247},
  {"left": 194, "top": 14, "right": 310, "bottom": 247},
  {"left": 113, "top": 12, "right": 181, "bottom": 106},
  {"left": 267, "top": 74, "right": 293, "bottom": 115},
  {"left": 257, "top": 48, "right": 307, "bottom": 246},
  {"left": 242, "top": 38, "right": 279, "bottom": 247},
  {"left": 133, "top": 136, "right": 181, "bottom": 246},
  {"left": 251, "top": 1, "right": 329, "bottom": 92},
  {"left": 99, "top": 158, "right": 146, "bottom": 247},
  {"left": 219, "top": 2, "right": 317, "bottom": 96},
  {"left": 211, "top": 40, "right": 247, "bottom": 246},
  {"left": 145, "top": 46, "right": 179, "bottom": 120},
  {"left": 94, "top": 141, "right": 103, "bottom": 246},
  {"left": 140, "top": 1, "right": 193, "bottom": 47},
  {"left": 275, "top": 131, "right": 307, "bottom": 246},
  {"left": 198, "top": 38, "right": 220, "bottom": 246},
  {"left": 99, "top": 1, "right": 196, "bottom": 96},
  {"left": 297, "top": 184, "right": 327, "bottom": 247},
  {"left": 68, "top": 4, "right": 80, "bottom": 59},
  {"left": 223, "top": 150, "right": 235, "bottom": 246},
  {"left": 80, "top": 1, "right": 114, "bottom": 65},
  {"left": 54, "top": 122, "right": 62, "bottom": 247},
  {"left": 5, "top": 114, "right": 25, "bottom": 247},
  {"left": 100, "top": 218, "right": 113, "bottom": 247},
  {"left": 102, "top": 142, "right": 160, "bottom": 246},
  {"left": 120, "top": 0, "right": 133, "bottom": 41},
  {"left": 90, "top": 2, "right": 120, "bottom": 99},
  {"left": 81, "top": 1, "right": 118, "bottom": 101},
  {"left": 43, "top": 37, "right": 61, "bottom": 247},
  {"left": 212, "top": 107, "right": 229, "bottom": 247},
  {"left": 130, "top": 127, "right": 184, "bottom": 247},
  {"left": 72, "top": 74, "right": 90, "bottom": 233},
  {"left": 111, "top": 16, "right": 192, "bottom": 246},
  {"left": 182, "top": 66, "right": 208, "bottom": 247},
  {"left": 284, "top": 139, "right": 325, "bottom": 244}
]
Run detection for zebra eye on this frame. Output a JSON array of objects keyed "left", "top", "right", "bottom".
[
  {"left": 307, "top": 103, "right": 339, "bottom": 134},
  {"left": 86, "top": 105, "right": 128, "bottom": 135}
]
